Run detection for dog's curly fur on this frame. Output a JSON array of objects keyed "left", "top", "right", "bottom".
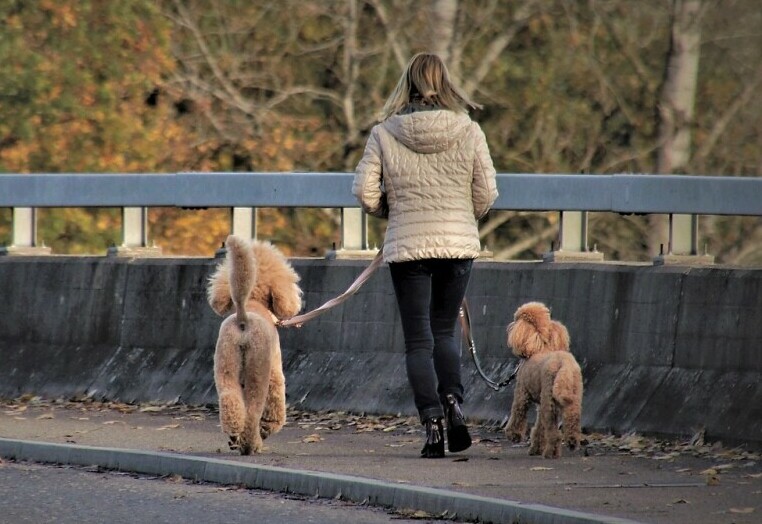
[
  {"left": 207, "top": 235, "right": 302, "bottom": 455},
  {"left": 505, "top": 302, "right": 583, "bottom": 458}
]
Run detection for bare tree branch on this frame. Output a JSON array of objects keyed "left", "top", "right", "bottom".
[
  {"left": 461, "top": 0, "right": 540, "bottom": 97},
  {"left": 479, "top": 210, "right": 517, "bottom": 239},
  {"left": 171, "top": 0, "right": 257, "bottom": 117},
  {"left": 494, "top": 225, "right": 557, "bottom": 260},
  {"left": 692, "top": 64, "right": 762, "bottom": 163},
  {"left": 367, "top": 0, "right": 409, "bottom": 69},
  {"left": 343, "top": 0, "right": 360, "bottom": 154}
]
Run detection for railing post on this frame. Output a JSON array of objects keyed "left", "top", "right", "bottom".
[
  {"left": 215, "top": 207, "right": 256, "bottom": 258},
  {"left": 0, "top": 207, "right": 52, "bottom": 255},
  {"left": 232, "top": 207, "right": 256, "bottom": 240},
  {"left": 327, "top": 207, "right": 375, "bottom": 259},
  {"left": 670, "top": 213, "right": 696, "bottom": 254},
  {"left": 108, "top": 206, "right": 162, "bottom": 257},
  {"left": 653, "top": 213, "right": 713, "bottom": 265},
  {"left": 543, "top": 211, "right": 603, "bottom": 262}
]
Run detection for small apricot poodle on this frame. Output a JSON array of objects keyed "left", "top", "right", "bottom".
[
  {"left": 207, "top": 235, "right": 302, "bottom": 454},
  {"left": 505, "top": 302, "right": 583, "bottom": 458}
]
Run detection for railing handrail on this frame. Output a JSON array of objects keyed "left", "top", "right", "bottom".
[{"left": 1, "top": 172, "right": 760, "bottom": 216}]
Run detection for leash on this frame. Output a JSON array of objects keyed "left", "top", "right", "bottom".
[
  {"left": 276, "top": 250, "right": 384, "bottom": 328},
  {"left": 459, "top": 299, "right": 521, "bottom": 391},
  {"left": 276, "top": 252, "right": 521, "bottom": 391}
]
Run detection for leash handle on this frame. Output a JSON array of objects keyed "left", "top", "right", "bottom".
[{"left": 277, "top": 250, "right": 384, "bottom": 328}]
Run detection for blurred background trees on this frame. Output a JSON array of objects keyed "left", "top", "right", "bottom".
[{"left": 1, "top": 0, "right": 760, "bottom": 263}]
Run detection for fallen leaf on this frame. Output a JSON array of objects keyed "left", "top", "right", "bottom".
[
  {"left": 156, "top": 424, "right": 181, "bottom": 431},
  {"left": 671, "top": 498, "right": 689, "bottom": 504},
  {"left": 530, "top": 466, "right": 554, "bottom": 471},
  {"left": 395, "top": 509, "right": 433, "bottom": 519},
  {"left": 729, "top": 507, "right": 754, "bottom": 514},
  {"left": 139, "top": 406, "right": 165, "bottom": 413},
  {"left": 690, "top": 428, "right": 705, "bottom": 446},
  {"left": 706, "top": 475, "right": 720, "bottom": 486},
  {"left": 110, "top": 403, "right": 137, "bottom": 414},
  {"left": 699, "top": 468, "right": 718, "bottom": 476},
  {"left": 652, "top": 453, "right": 678, "bottom": 460},
  {"left": 302, "top": 433, "right": 323, "bottom": 443},
  {"left": 36, "top": 413, "right": 54, "bottom": 420}
]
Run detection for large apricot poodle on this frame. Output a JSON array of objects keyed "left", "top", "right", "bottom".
[
  {"left": 505, "top": 302, "right": 583, "bottom": 458},
  {"left": 207, "top": 235, "right": 302, "bottom": 454}
]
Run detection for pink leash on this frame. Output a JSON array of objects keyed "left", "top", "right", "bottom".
[{"left": 276, "top": 250, "right": 384, "bottom": 328}]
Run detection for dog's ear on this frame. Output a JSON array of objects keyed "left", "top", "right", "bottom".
[
  {"left": 271, "top": 281, "right": 303, "bottom": 319},
  {"left": 207, "top": 263, "right": 233, "bottom": 316},
  {"left": 507, "top": 319, "right": 545, "bottom": 358},
  {"left": 550, "top": 320, "right": 571, "bottom": 351}
]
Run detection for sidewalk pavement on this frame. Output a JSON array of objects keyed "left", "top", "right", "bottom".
[{"left": 1, "top": 397, "right": 760, "bottom": 524}]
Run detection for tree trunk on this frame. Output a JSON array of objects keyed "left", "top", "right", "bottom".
[
  {"left": 649, "top": 0, "right": 703, "bottom": 256},
  {"left": 429, "top": 0, "right": 458, "bottom": 63}
]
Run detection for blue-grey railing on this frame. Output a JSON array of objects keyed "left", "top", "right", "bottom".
[{"left": 1, "top": 172, "right": 760, "bottom": 261}]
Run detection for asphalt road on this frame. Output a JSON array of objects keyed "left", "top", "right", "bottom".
[{"left": 0, "top": 461, "right": 433, "bottom": 524}]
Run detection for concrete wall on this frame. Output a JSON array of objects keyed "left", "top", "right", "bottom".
[{"left": 0, "top": 256, "right": 760, "bottom": 448}]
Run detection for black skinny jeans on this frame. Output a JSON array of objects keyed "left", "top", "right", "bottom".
[{"left": 389, "top": 258, "right": 473, "bottom": 422}]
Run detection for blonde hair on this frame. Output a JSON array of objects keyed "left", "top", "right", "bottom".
[{"left": 381, "top": 52, "right": 481, "bottom": 120}]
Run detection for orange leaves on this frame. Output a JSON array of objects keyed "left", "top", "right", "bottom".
[
  {"left": 149, "top": 207, "right": 230, "bottom": 257},
  {"left": 39, "top": 1, "right": 78, "bottom": 29}
]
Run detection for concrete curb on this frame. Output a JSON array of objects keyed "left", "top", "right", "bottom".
[{"left": 0, "top": 438, "right": 642, "bottom": 524}]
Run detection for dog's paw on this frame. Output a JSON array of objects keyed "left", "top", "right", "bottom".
[
  {"left": 228, "top": 435, "right": 240, "bottom": 451},
  {"left": 542, "top": 446, "right": 561, "bottom": 459},
  {"left": 260, "top": 419, "right": 274, "bottom": 440},
  {"left": 239, "top": 441, "right": 252, "bottom": 456},
  {"left": 505, "top": 430, "right": 524, "bottom": 443}
]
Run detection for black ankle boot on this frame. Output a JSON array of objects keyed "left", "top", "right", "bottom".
[
  {"left": 420, "top": 417, "right": 445, "bottom": 458},
  {"left": 445, "top": 394, "right": 472, "bottom": 453}
]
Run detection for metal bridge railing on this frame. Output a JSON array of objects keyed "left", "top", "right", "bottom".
[{"left": 1, "top": 172, "right": 760, "bottom": 262}]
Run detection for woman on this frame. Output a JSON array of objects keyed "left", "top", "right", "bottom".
[{"left": 353, "top": 52, "right": 498, "bottom": 458}]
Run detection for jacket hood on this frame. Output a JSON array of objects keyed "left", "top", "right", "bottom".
[{"left": 382, "top": 110, "right": 472, "bottom": 154}]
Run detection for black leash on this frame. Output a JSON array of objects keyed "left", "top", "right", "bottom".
[{"left": 459, "top": 299, "right": 521, "bottom": 391}]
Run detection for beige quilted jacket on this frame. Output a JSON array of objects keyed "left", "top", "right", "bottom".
[{"left": 353, "top": 109, "right": 498, "bottom": 263}]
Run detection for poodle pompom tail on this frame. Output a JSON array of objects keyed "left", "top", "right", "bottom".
[{"left": 225, "top": 235, "right": 258, "bottom": 327}]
